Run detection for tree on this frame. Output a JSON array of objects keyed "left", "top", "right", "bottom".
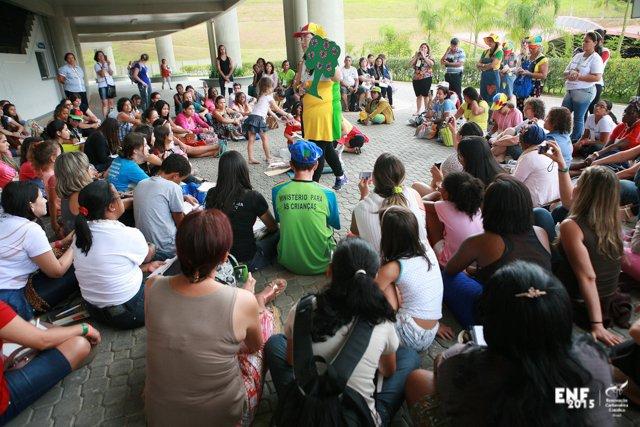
[
  {"left": 363, "top": 25, "right": 412, "bottom": 58},
  {"left": 417, "top": 1, "right": 442, "bottom": 46},
  {"left": 618, "top": 0, "right": 632, "bottom": 54},
  {"left": 453, "top": 0, "right": 501, "bottom": 59},
  {"left": 502, "top": 0, "right": 560, "bottom": 46}
]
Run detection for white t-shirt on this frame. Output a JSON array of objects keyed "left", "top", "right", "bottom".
[
  {"left": 285, "top": 304, "right": 399, "bottom": 426},
  {"left": 73, "top": 220, "right": 148, "bottom": 307},
  {"left": 564, "top": 52, "right": 604, "bottom": 91},
  {"left": 341, "top": 66, "right": 359, "bottom": 87},
  {"left": 353, "top": 187, "right": 428, "bottom": 253},
  {"left": 94, "top": 62, "right": 115, "bottom": 87},
  {"left": 252, "top": 94, "right": 274, "bottom": 118},
  {"left": 0, "top": 215, "right": 51, "bottom": 290},
  {"left": 513, "top": 148, "right": 560, "bottom": 207},
  {"left": 584, "top": 114, "right": 615, "bottom": 141}
]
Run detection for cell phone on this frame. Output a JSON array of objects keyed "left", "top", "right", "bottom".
[
  {"left": 537, "top": 143, "right": 550, "bottom": 154},
  {"left": 359, "top": 171, "right": 372, "bottom": 180},
  {"left": 470, "top": 325, "right": 487, "bottom": 346},
  {"left": 233, "top": 264, "right": 249, "bottom": 283},
  {"left": 434, "top": 162, "right": 442, "bottom": 168}
]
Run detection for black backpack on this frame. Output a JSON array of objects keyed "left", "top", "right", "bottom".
[{"left": 271, "top": 295, "right": 376, "bottom": 427}]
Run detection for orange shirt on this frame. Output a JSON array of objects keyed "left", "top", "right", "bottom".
[{"left": 610, "top": 121, "right": 640, "bottom": 149}]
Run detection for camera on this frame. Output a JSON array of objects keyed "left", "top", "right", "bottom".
[{"left": 537, "top": 143, "right": 550, "bottom": 154}]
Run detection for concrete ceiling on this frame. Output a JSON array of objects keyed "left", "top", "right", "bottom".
[{"left": 7, "top": 0, "right": 242, "bottom": 42}]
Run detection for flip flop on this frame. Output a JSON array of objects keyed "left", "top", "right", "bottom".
[{"left": 262, "top": 279, "right": 288, "bottom": 305}]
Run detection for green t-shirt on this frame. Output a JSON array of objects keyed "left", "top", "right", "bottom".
[
  {"left": 278, "top": 69, "right": 296, "bottom": 87},
  {"left": 272, "top": 179, "right": 340, "bottom": 275}
]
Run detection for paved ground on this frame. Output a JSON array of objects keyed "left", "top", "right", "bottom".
[{"left": 10, "top": 80, "right": 640, "bottom": 426}]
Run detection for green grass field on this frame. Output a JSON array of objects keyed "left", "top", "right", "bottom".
[{"left": 83, "top": 0, "right": 637, "bottom": 72}]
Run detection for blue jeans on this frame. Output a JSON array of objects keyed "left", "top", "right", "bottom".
[
  {"left": 442, "top": 271, "right": 483, "bottom": 329},
  {"left": 246, "top": 231, "right": 280, "bottom": 272},
  {"left": 83, "top": 284, "right": 145, "bottom": 330},
  {"left": 500, "top": 73, "right": 516, "bottom": 99},
  {"left": 265, "top": 334, "right": 420, "bottom": 426},
  {"left": 0, "top": 349, "right": 71, "bottom": 424},
  {"left": 138, "top": 83, "right": 153, "bottom": 111},
  {"left": 562, "top": 86, "right": 596, "bottom": 141},
  {"left": 533, "top": 207, "right": 557, "bottom": 242}
]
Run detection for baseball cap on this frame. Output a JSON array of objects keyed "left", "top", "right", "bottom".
[
  {"left": 69, "top": 113, "right": 83, "bottom": 121},
  {"left": 437, "top": 81, "right": 450, "bottom": 90},
  {"left": 528, "top": 35, "right": 543, "bottom": 46},
  {"left": 450, "top": 37, "right": 459, "bottom": 45},
  {"left": 371, "top": 86, "right": 382, "bottom": 94},
  {"left": 484, "top": 33, "right": 500, "bottom": 44},
  {"left": 491, "top": 93, "right": 509, "bottom": 110},
  {"left": 520, "top": 123, "right": 546, "bottom": 145},
  {"left": 503, "top": 41, "right": 515, "bottom": 52},
  {"left": 289, "top": 139, "right": 323, "bottom": 165},
  {"left": 293, "top": 22, "right": 327, "bottom": 38}
]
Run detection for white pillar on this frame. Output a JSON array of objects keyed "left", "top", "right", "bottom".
[
  {"left": 283, "top": 0, "right": 308, "bottom": 65},
  {"left": 155, "top": 34, "right": 178, "bottom": 74},
  {"left": 213, "top": 8, "right": 242, "bottom": 69},
  {"left": 206, "top": 20, "right": 217, "bottom": 71},
  {"left": 307, "top": 0, "right": 345, "bottom": 61}
]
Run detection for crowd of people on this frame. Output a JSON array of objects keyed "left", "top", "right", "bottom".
[{"left": 0, "top": 21, "right": 639, "bottom": 426}]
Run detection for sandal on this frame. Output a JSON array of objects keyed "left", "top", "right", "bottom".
[{"left": 262, "top": 279, "right": 287, "bottom": 305}]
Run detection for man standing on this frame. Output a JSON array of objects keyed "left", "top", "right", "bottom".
[
  {"left": 57, "top": 52, "right": 88, "bottom": 112},
  {"left": 340, "top": 56, "right": 359, "bottom": 112},
  {"left": 131, "top": 54, "right": 152, "bottom": 111},
  {"left": 272, "top": 140, "right": 340, "bottom": 275},
  {"left": 441, "top": 38, "right": 466, "bottom": 100}
]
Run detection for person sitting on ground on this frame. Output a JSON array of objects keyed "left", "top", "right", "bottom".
[
  {"left": 574, "top": 99, "right": 616, "bottom": 157},
  {"left": 0, "top": 182, "right": 77, "bottom": 320},
  {"left": 405, "top": 261, "right": 613, "bottom": 427},
  {"left": 106, "top": 132, "right": 149, "bottom": 192},
  {"left": 359, "top": 86, "right": 394, "bottom": 125},
  {"left": 443, "top": 176, "right": 551, "bottom": 327},
  {"left": 425, "top": 172, "right": 484, "bottom": 266},
  {"left": 230, "top": 91, "right": 253, "bottom": 120},
  {"left": 265, "top": 237, "right": 420, "bottom": 426},
  {"left": 153, "top": 121, "right": 220, "bottom": 160},
  {"left": 175, "top": 101, "right": 215, "bottom": 139},
  {"left": 490, "top": 96, "right": 546, "bottom": 162},
  {"left": 376, "top": 206, "right": 446, "bottom": 350},
  {"left": 229, "top": 83, "right": 256, "bottom": 109},
  {"left": 283, "top": 102, "right": 302, "bottom": 145},
  {"left": 0, "top": 103, "right": 28, "bottom": 148},
  {"left": 65, "top": 112, "right": 85, "bottom": 148},
  {"left": 73, "top": 180, "right": 160, "bottom": 329},
  {"left": 141, "top": 108, "right": 159, "bottom": 127},
  {"left": 150, "top": 92, "right": 162, "bottom": 106},
  {"left": 623, "top": 218, "right": 640, "bottom": 282},
  {"left": 488, "top": 93, "right": 523, "bottom": 137},
  {"left": 413, "top": 134, "right": 502, "bottom": 199},
  {"left": 337, "top": 115, "right": 368, "bottom": 154},
  {"left": 182, "top": 91, "right": 213, "bottom": 126},
  {"left": 512, "top": 123, "right": 560, "bottom": 207},
  {"left": 455, "top": 87, "right": 489, "bottom": 132},
  {"left": 352, "top": 153, "right": 426, "bottom": 253},
  {"left": 438, "top": 121, "right": 485, "bottom": 178},
  {"left": 45, "top": 119, "right": 77, "bottom": 153},
  {"left": 29, "top": 139, "right": 64, "bottom": 237},
  {"left": 263, "top": 62, "right": 279, "bottom": 88},
  {"left": 115, "top": 97, "right": 141, "bottom": 142},
  {"left": 68, "top": 94, "right": 100, "bottom": 130},
  {"left": 203, "top": 87, "right": 220, "bottom": 115},
  {"left": 54, "top": 152, "right": 94, "bottom": 235},
  {"left": 211, "top": 96, "right": 244, "bottom": 141},
  {"left": 205, "top": 151, "right": 279, "bottom": 271},
  {"left": 145, "top": 209, "right": 285, "bottom": 426},
  {"left": 83, "top": 117, "right": 120, "bottom": 174},
  {"left": 0, "top": 134, "right": 19, "bottom": 189},
  {"left": 134, "top": 154, "right": 195, "bottom": 261},
  {"left": 173, "top": 84, "right": 185, "bottom": 115},
  {"left": 54, "top": 101, "right": 71, "bottom": 123},
  {"left": 430, "top": 83, "right": 457, "bottom": 124},
  {"left": 544, "top": 106, "right": 573, "bottom": 166},
  {"left": 154, "top": 100, "right": 190, "bottom": 138},
  {"left": 553, "top": 165, "right": 628, "bottom": 347},
  {"left": 0, "top": 300, "right": 99, "bottom": 424},
  {"left": 18, "top": 137, "right": 44, "bottom": 192},
  {"left": 272, "top": 140, "right": 340, "bottom": 275},
  {"left": 130, "top": 94, "right": 143, "bottom": 118}
]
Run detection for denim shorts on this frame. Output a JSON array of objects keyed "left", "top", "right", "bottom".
[
  {"left": 395, "top": 311, "right": 439, "bottom": 352},
  {"left": 0, "top": 349, "right": 71, "bottom": 424},
  {"left": 0, "top": 289, "right": 34, "bottom": 321},
  {"left": 98, "top": 85, "right": 116, "bottom": 100}
]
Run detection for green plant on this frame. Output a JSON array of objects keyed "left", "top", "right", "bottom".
[
  {"left": 416, "top": 0, "right": 442, "bottom": 46},
  {"left": 502, "top": 0, "right": 559, "bottom": 45},
  {"left": 363, "top": 25, "right": 413, "bottom": 59},
  {"left": 453, "top": 0, "right": 501, "bottom": 59},
  {"left": 209, "top": 63, "right": 254, "bottom": 78}
]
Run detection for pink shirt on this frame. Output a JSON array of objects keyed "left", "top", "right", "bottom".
[
  {"left": 0, "top": 161, "right": 17, "bottom": 189},
  {"left": 203, "top": 98, "right": 216, "bottom": 114},
  {"left": 174, "top": 112, "right": 210, "bottom": 134},
  {"left": 493, "top": 107, "right": 523, "bottom": 132},
  {"left": 434, "top": 200, "right": 484, "bottom": 265}
]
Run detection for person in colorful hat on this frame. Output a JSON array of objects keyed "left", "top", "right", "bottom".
[
  {"left": 359, "top": 86, "right": 394, "bottom": 125},
  {"left": 499, "top": 41, "right": 518, "bottom": 99},
  {"left": 293, "top": 23, "right": 348, "bottom": 190},
  {"left": 515, "top": 35, "right": 549, "bottom": 112},
  {"left": 271, "top": 139, "right": 341, "bottom": 275},
  {"left": 489, "top": 93, "right": 523, "bottom": 136},
  {"left": 477, "top": 33, "right": 503, "bottom": 108}
]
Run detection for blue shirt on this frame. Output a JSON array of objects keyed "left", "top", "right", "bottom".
[
  {"left": 546, "top": 131, "right": 573, "bottom": 166},
  {"left": 108, "top": 157, "right": 149, "bottom": 192},
  {"left": 58, "top": 64, "right": 86, "bottom": 92},
  {"left": 133, "top": 62, "right": 151, "bottom": 85},
  {"left": 433, "top": 99, "right": 456, "bottom": 120}
]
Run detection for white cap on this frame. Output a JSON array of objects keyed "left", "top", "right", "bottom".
[{"left": 437, "top": 81, "right": 449, "bottom": 90}]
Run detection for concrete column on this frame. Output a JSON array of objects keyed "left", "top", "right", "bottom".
[
  {"left": 283, "top": 0, "right": 308, "bottom": 65},
  {"left": 212, "top": 8, "right": 242, "bottom": 69},
  {"left": 46, "top": 15, "right": 77, "bottom": 69},
  {"left": 70, "top": 23, "right": 90, "bottom": 90},
  {"left": 206, "top": 20, "right": 217, "bottom": 71},
  {"left": 155, "top": 34, "right": 178, "bottom": 74},
  {"left": 307, "top": 0, "right": 345, "bottom": 61},
  {"left": 83, "top": 42, "right": 117, "bottom": 76}
]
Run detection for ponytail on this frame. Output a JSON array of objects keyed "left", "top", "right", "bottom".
[
  {"left": 372, "top": 153, "right": 408, "bottom": 209},
  {"left": 75, "top": 180, "right": 117, "bottom": 255}
]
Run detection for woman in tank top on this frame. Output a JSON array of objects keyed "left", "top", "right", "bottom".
[
  {"left": 216, "top": 44, "right": 235, "bottom": 97},
  {"left": 443, "top": 176, "right": 551, "bottom": 328},
  {"left": 144, "top": 209, "right": 286, "bottom": 426}
]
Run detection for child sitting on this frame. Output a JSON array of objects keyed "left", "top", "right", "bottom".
[
  {"left": 337, "top": 116, "right": 369, "bottom": 154},
  {"left": 544, "top": 106, "right": 573, "bottom": 166},
  {"left": 376, "top": 206, "right": 445, "bottom": 351},
  {"left": 425, "top": 172, "right": 484, "bottom": 266},
  {"left": 283, "top": 102, "right": 302, "bottom": 145}
]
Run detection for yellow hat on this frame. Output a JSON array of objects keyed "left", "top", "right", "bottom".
[
  {"left": 484, "top": 33, "right": 500, "bottom": 44},
  {"left": 491, "top": 93, "right": 509, "bottom": 110},
  {"left": 293, "top": 22, "right": 327, "bottom": 39}
]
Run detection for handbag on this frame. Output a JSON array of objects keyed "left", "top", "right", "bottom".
[
  {"left": 107, "top": 85, "right": 116, "bottom": 98},
  {"left": 177, "top": 133, "right": 205, "bottom": 147},
  {"left": 439, "top": 124, "right": 454, "bottom": 147},
  {"left": 266, "top": 115, "right": 279, "bottom": 130}
]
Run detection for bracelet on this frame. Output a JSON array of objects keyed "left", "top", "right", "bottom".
[
  {"left": 81, "top": 323, "right": 89, "bottom": 336},
  {"left": 590, "top": 321, "right": 603, "bottom": 324},
  {"left": 558, "top": 166, "right": 569, "bottom": 173}
]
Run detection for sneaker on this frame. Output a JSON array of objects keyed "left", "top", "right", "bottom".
[{"left": 333, "top": 175, "right": 348, "bottom": 190}]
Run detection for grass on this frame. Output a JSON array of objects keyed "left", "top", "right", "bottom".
[{"left": 82, "top": 0, "right": 638, "bottom": 72}]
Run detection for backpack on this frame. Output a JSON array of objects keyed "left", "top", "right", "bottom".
[
  {"left": 271, "top": 295, "right": 375, "bottom": 427},
  {"left": 128, "top": 61, "right": 139, "bottom": 83},
  {"left": 513, "top": 55, "right": 545, "bottom": 98}
]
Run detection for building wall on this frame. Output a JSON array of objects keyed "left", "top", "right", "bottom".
[{"left": 0, "top": 15, "right": 62, "bottom": 120}]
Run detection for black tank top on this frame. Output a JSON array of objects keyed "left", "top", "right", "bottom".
[
  {"left": 219, "top": 56, "right": 231, "bottom": 75},
  {"left": 475, "top": 228, "right": 551, "bottom": 286}
]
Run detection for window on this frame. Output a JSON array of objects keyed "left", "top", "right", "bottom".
[{"left": 35, "top": 51, "right": 50, "bottom": 79}]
